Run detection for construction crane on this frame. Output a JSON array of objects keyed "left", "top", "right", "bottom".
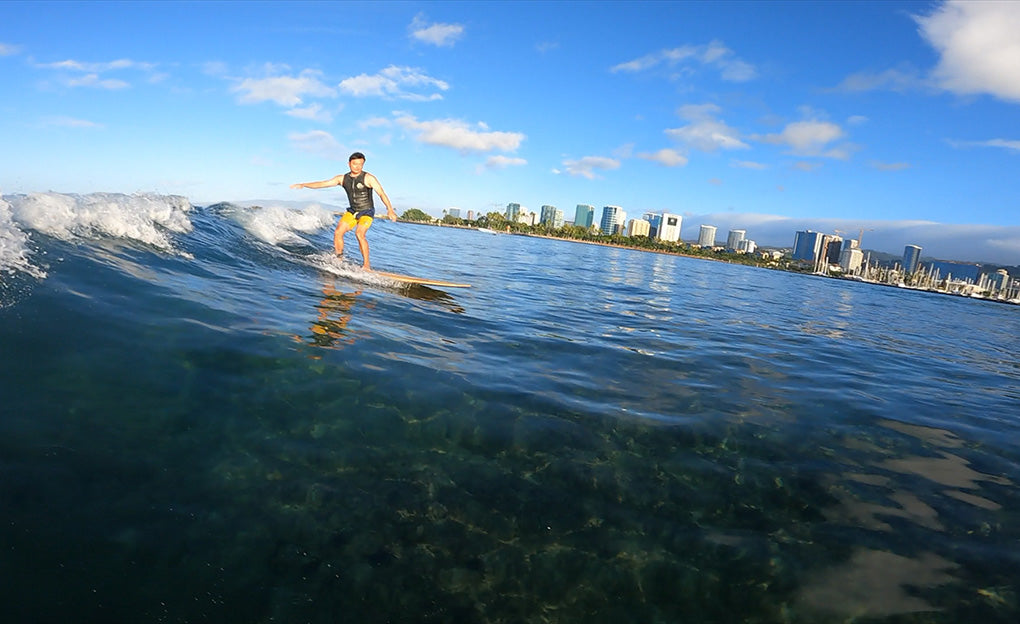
[{"left": 858, "top": 228, "right": 874, "bottom": 246}]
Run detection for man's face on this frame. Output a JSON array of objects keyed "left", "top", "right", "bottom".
[{"left": 349, "top": 158, "right": 365, "bottom": 175}]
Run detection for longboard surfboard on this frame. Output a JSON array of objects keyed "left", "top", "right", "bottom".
[{"left": 371, "top": 270, "right": 471, "bottom": 289}]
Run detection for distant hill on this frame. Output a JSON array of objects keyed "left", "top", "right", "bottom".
[{"left": 862, "top": 249, "right": 1017, "bottom": 276}]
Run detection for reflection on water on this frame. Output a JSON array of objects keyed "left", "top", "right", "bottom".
[
  {"left": 301, "top": 281, "right": 366, "bottom": 349},
  {"left": 300, "top": 278, "right": 466, "bottom": 350},
  {"left": 808, "top": 418, "right": 1014, "bottom": 618},
  {"left": 798, "top": 549, "right": 957, "bottom": 618}
]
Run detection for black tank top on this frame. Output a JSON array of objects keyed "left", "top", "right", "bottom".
[{"left": 342, "top": 172, "right": 375, "bottom": 217}]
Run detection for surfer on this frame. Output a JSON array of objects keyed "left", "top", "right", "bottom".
[{"left": 291, "top": 152, "right": 397, "bottom": 270}]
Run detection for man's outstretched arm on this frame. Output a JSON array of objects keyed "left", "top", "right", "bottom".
[{"left": 291, "top": 175, "right": 343, "bottom": 190}]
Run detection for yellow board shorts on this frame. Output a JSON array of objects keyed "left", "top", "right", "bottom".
[{"left": 340, "top": 212, "right": 373, "bottom": 229}]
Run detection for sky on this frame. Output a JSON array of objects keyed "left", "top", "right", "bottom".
[{"left": 2, "top": 1, "right": 1019, "bottom": 264}]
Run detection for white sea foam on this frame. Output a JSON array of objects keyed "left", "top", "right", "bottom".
[
  {"left": 0, "top": 197, "right": 46, "bottom": 278},
  {"left": 300, "top": 251, "right": 403, "bottom": 288},
  {"left": 228, "top": 203, "right": 336, "bottom": 246},
  {"left": 7, "top": 192, "right": 193, "bottom": 252}
]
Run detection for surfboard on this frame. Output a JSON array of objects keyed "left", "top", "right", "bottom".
[{"left": 371, "top": 270, "right": 471, "bottom": 288}]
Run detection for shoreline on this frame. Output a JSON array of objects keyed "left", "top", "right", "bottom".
[{"left": 399, "top": 220, "right": 1019, "bottom": 307}]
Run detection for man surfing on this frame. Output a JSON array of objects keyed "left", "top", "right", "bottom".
[{"left": 291, "top": 152, "right": 397, "bottom": 270}]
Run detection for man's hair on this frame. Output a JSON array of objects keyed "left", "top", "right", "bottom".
[{"left": 349, "top": 152, "right": 366, "bottom": 162}]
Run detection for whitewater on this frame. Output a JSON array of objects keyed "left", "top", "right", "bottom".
[{"left": 2, "top": 192, "right": 1019, "bottom": 623}]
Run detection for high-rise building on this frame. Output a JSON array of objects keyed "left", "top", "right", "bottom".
[
  {"left": 792, "top": 230, "right": 825, "bottom": 262},
  {"left": 540, "top": 205, "right": 563, "bottom": 228},
  {"left": 698, "top": 225, "right": 717, "bottom": 247},
  {"left": 988, "top": 269, "right": 1010, "bottom": 291},
  {"left": 726, "top": 229, "right": 746, "bottom": 251},
  {"left": 643, "top": 212, "right": 662, "bottom": 236},
  {"left": 840, "top": 247, "right": 864, "bottom": 273},
  {"left": 737, "top": 239, "right": 757, "bottom": 254},
  {"left": 821, "top": 235, "right": 843, "bottom": 265},
  {"left": 516, "top": 208, "right": 538, "bottom": 227},
  {"left": 657, "top": 213, "right": 682, "bottom": 243},
  {"left": 466, "top": 210, "right": 474, "bottom": 221},
  {"left": 903, "top": 245, "right": 922, "bottom": 274},
  {"left": 447, "top": 208, "right": 461, "bottom": 219},
  {"left": 505, "top": 203, "right": 521, "bottom": 221},
  {"left": 627, "top": 219, "right": 650, "bottom": 237},
  {"left": 574, "top": 204, "right": 595, "bottom": 229},
  {"left": 600, "top": 205, "right": 624, "bottom": 235}
]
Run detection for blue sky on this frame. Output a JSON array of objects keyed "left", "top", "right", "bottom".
[{"left": 2, "top": 1, "right": 1019, "bottom": 263}]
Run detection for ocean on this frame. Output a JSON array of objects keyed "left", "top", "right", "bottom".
[{"left": 2, "top": 192, "right": 1019, "bottom": 623}]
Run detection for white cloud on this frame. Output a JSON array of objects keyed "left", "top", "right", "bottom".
[
  {"left": 949, "top": 138, "right": 1020, "bottom": 153},
  {"left": 339, "top": 65, "right": 448, "bottom": 101},
  {"left": 916, "top": 0, "right": 1020, "bottom": 102},
  {"left": 36, "top": 58, "right": 155, "bottom": 73},
  {"left": 286, "top": 103, "right": 333, "bottom": 123},
  {"left": 1, "top": 42, "right": 21, "bottom": 56},
  {"left": 67, "top": 73, "right": 129, "bottom": 90},
  {"left": 832, "top": 65, "right": 931, "bottom": 94},
  {"left": 755, "top": 120, "right": 847, "bottom": 158},
  {"left": 665, "top": 104, "right": 749, "bottom": 152},
  {"left": 395, "top": 114, "right": 525, "bottom": 153},
  {"left": 637, "top": 148, "right": 688, "bottom": 167},
  {"left": 202, "top": 61, "right": 229, "bottom": 77},
  {"left": 611, "top": 40, "right": 756, "bottom": 82},
  {"left": 359, "top": 116, "right": 392, "bottom": 130},
  {"left": 289, "top": 130, "right": 344, "bottom": 160},
  {"left": 732, "top": 160, "right": 768, "bottom": 170},
  {"left": 870, "top": 161, "right": 911, "bottom": 171},
  {"left": 562, "top": 156, "right": 621, "bottom": 179},
  {"left": 409, "top": 14, "right": 465, "bottom": 47},
  {"left": 484, "top": 155, "right": 527, "bottom": 169},
  {"left": 32, "top": 57, "right": 157, "bottom": 89},
  {"left": 233, "top": 68, "right": 336, "bottom": 106},
  {"left": 42, "top": 116, "right": 103, "bottom": 128}
]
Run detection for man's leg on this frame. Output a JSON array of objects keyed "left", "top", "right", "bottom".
[
  {"left": 334, "top": 213, "right": 356, "bottom": 255},
  {"left": 354, "top": 217, "right": 373, "bottom": 269}
]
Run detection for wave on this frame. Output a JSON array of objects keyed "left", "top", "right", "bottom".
[
  {"left": 0, "top": 192, "right": 351, "bottom": 309},
  {"left": 0, "top": 191, "right": 462, "bottom": 315}
]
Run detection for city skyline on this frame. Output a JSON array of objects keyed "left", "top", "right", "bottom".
[
  {"left": 2, "top": 1, "right": 1019, "bottom": 266},
  {"left": 493, "top": 200, "right": 1020, "bottom": 266}
]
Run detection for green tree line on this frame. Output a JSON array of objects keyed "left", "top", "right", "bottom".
[{"left": 399, "top": 209, "right": 789, "bottom": 269}]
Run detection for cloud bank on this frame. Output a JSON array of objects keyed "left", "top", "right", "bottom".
[{"left": 917, "top": 1, "right": 1020, "bottom": 103}]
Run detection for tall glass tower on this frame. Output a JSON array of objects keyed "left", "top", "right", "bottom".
[
  {"left": 903, "top": 245, "right": 922, "bottom": 274},
  {"left": 505, "top": 203, "right": 521, "bottom": 221},
  {"left": 539, "top": 205, "right": 564, "bottom": 228},
  {"left": 600, "top": 205, "right": 623, "bottom": 235},
  {"left": 574, "top": 204, "right": 595, "bottom": 229},
  {"left": 793, "top": 230, "right": 825, "bottom": 261}
]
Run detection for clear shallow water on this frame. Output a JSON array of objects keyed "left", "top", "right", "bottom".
[{"left": 2, "top": 193, "right": 1019, "bottom": 623}]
